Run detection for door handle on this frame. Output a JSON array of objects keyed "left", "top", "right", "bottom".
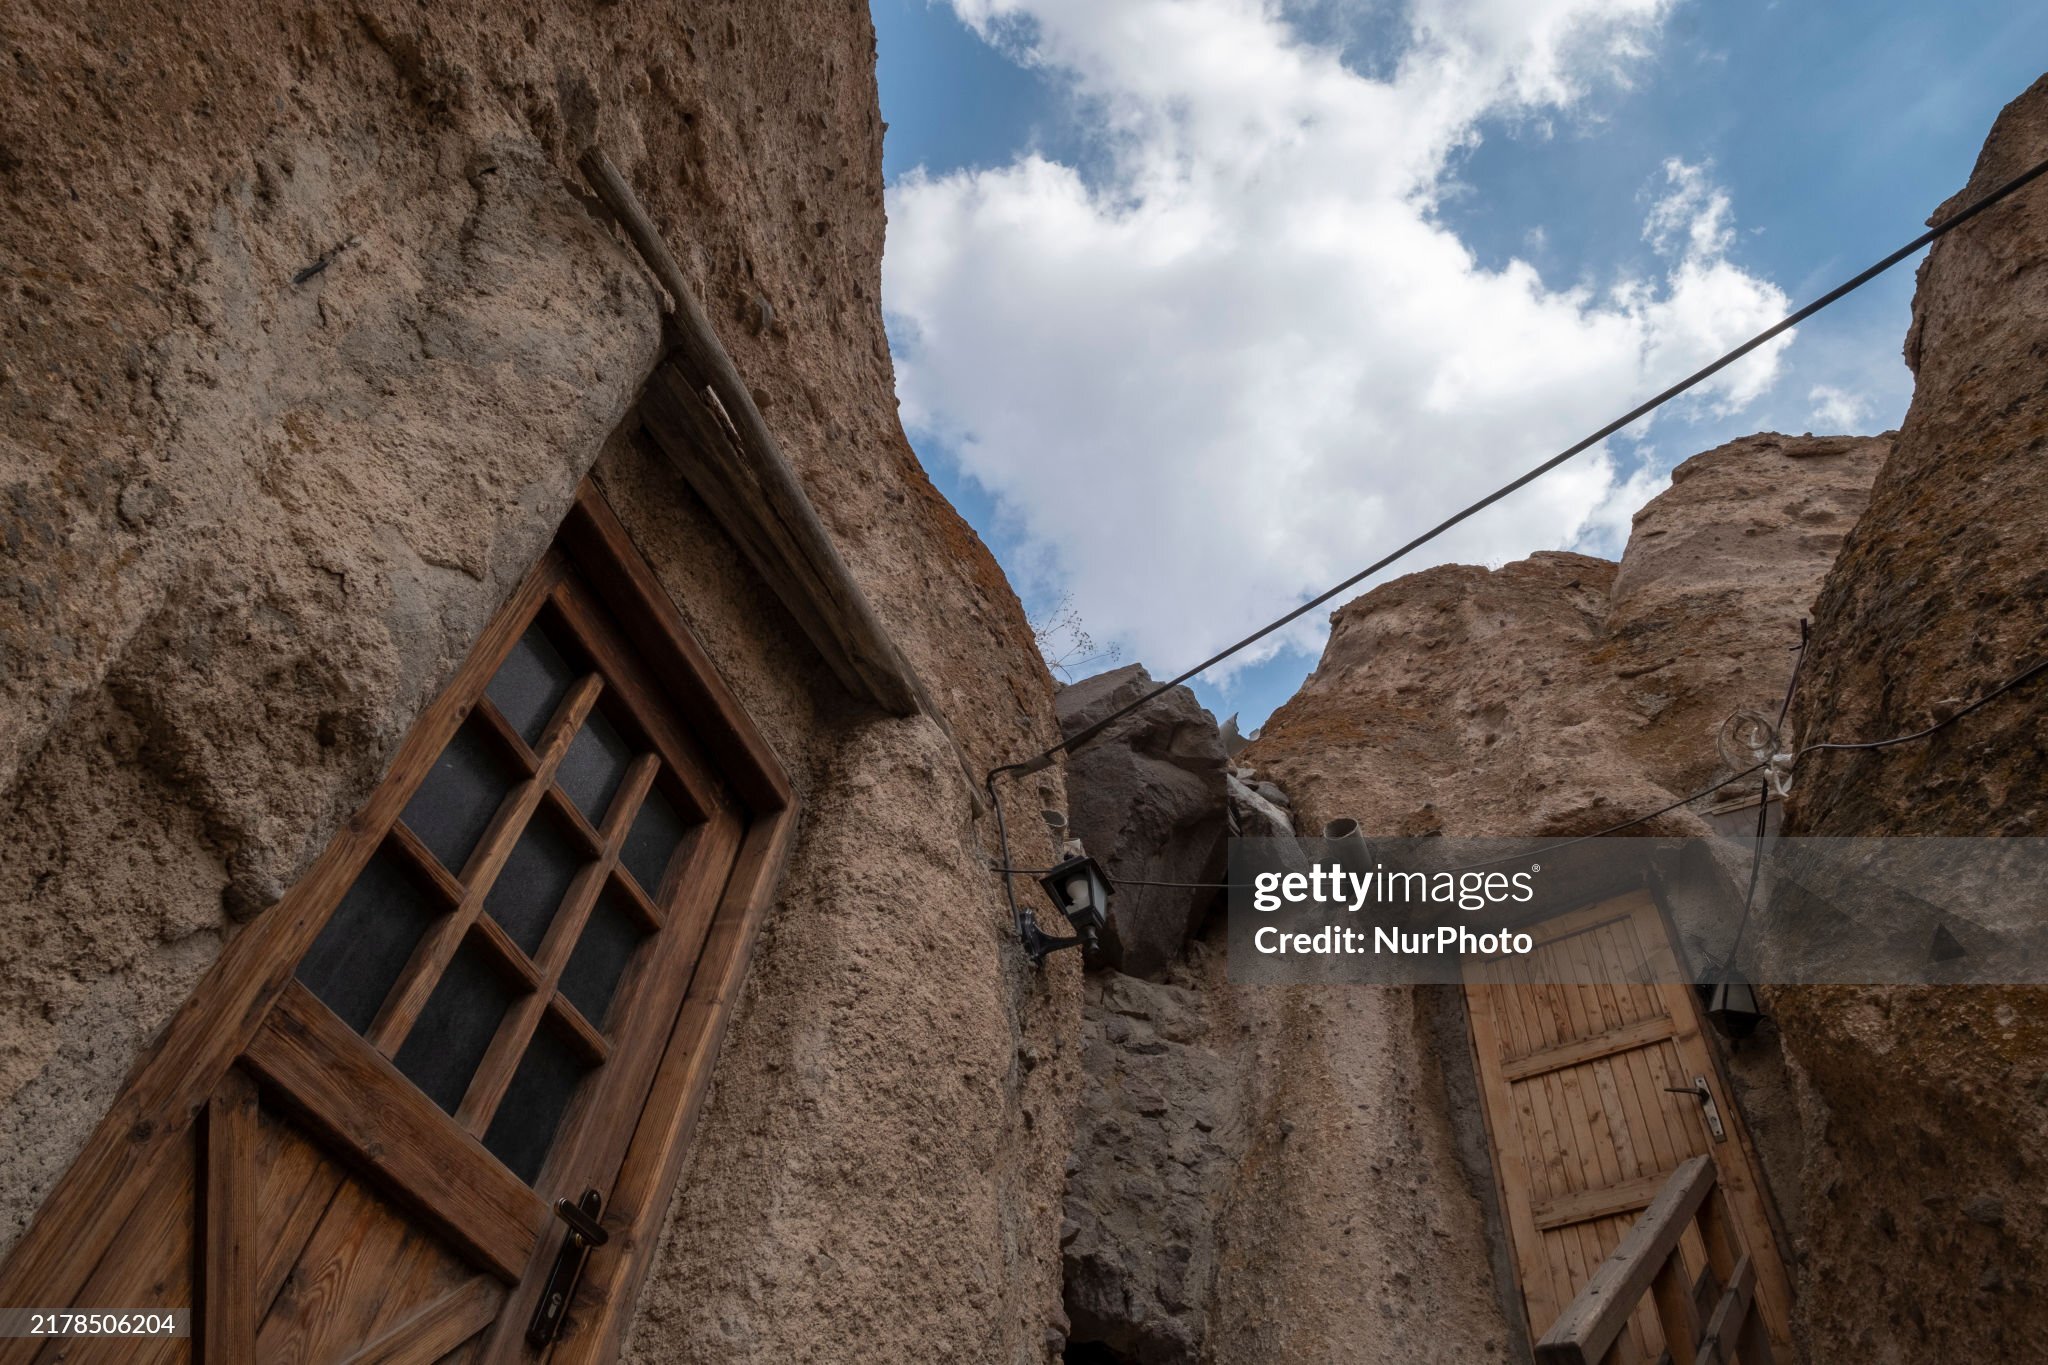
[
  {"left": 1664, "top": 1076, "right": 1727, "bottom": 1142},
  {"left": 528, "top": 1188, "right": 608, "bottom": 1347}
]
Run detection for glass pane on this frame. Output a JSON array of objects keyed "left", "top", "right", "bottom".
[
  {"left": 486, "top": 624, "right": 579, "bottom": 748},
  {"left": 393, "top": 944, "right": 519, "bottom": 1115},
  {"left": 402, "top": 718, "right": 518, "bottom": 878},
  {"left": 484, "top": 806, "right": 587, "bottom": 957},
  {"left": 558, "top": 708, "right": 634, "bottom": 824},
  {"left": 297, "top": 848, "right": 441, "bottom": 1034},
  {"left": 560, "top": 886, "right": 649, "bottom": 1030},
  {"left": 620, "top": 780, "right": 688, "bottom": 898},
  {"left": 483, "top": 1024, "right": 593, "bottom": 1186}
]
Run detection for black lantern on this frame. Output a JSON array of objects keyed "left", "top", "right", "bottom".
[
  {"left": 1027, "top": 852, "right": 1112, "bottom": 962},
  {"left": 1705, "top": 973, "right": 1764, "bottom": 1040}
]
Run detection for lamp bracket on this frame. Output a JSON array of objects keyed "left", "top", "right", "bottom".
[{"left": 1023, "top": 923, "right": 1099, "bottom": 964}]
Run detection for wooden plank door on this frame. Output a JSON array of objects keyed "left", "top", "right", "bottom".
[
  {"left": 1462, "top": 892, "right": 1795, "bottom": 1363},
  {"left": 0, "top": 487, "right": 796, "bottom": 1364}
]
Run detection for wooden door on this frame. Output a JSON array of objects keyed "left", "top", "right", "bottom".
[
  {"left": 1462, "top": 892, "right": 1795, "bottom": 1363},
  {"left": 0, "top": 488, "right": 797, "bottom": 1364}
]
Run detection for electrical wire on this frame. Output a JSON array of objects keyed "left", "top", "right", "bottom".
[
  {"left": 986, "top": 152, "right": 2048, "bottom": 948},
  {"left": 988, "top": 760, "right": 1769, "bottom": 887},
  {"left": 992, "top": 647, "right": 2048, "bottom": 894},
  {"left": 1011, "top": 154, "right": 2048, "bottom": 775},
  {"left": 1791, "top": 654, "right": 2048, "bottom": 758},
  {"left": 1725, "top": 620, "right": 1809, "bottom": 964}
]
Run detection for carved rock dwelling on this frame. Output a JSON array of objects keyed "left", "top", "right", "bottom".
[
  {"left": 2, "top": 3, "right": 2045, "bottom": 1363},
  {"left": 0, "top": 3, "right": 1075, "bottom": 1361}
]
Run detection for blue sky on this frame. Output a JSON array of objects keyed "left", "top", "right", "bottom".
[{"left": 873, "top": 0, "right": 2048, "bottom": 731}]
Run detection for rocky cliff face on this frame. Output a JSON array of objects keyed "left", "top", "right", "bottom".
[
  {"left": 1058, "top": 698, "right": 1516, "bottom": 1363},
  {"left": 0, "top": 4, "right": 1076, "bottom": 1360},
  {"left": 1774, "top": 74, "right": 2048, "bottom": 1362},
  {"left": 1051, "top": 428, "right": 1886, "bottom": 1361},
  {"left": 1227, "top": 432, "right": 1885, "bottom": 1356},
  {"left": 1057, "top": 666, "right": 1230, "bottom": 979},
  {"left": 1253, "top": 432, "right": 1888, "bottom": 843}
]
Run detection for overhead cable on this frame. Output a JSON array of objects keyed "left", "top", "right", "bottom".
[
  {"left": 990, "top": 647, "right": 2048, "bottom": 890},
  {"left": 1014, "top": 152, "right": 2048, "bottom": 774},
  {"left": 986, "top": 151, "right": 2048, "bottom": 948}
]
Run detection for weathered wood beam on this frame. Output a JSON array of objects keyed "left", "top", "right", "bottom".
[
  {"left": 580, "top": 147, "right": 920, "bottom": 714},
  {"left": 1693, "top": 1254, "right": 1758, "bottom": 1365},
  {"left": 1536, "top": 1155, "right": 1716, "bottom": 1365},
  {"left": 579, "top": 148, "right": 987, "bottom": 815}
]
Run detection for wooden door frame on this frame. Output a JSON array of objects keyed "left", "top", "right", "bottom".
[
  {"left": 1457, "top": 885, "right": 1796, "bottom": 1360},
  {"left": 0, "top": 482, "right": 799, "bottom": 1362}
]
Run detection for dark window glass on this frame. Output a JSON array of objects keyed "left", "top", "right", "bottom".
[
  {"left": 484, "top": 806, "right": 587, "bottom": 956},
  {"left": 402, "top": 718, "right": 517, "bottom": 878},
  {"left": 558, "top": 708, "right": 634, "bottom": 824},
  {"left": 393, "top": 944, "right": 519, "bottom": 1115},
  {"left": 483, "top": 1024, "right": 593, "bottom": 1185},
  {"left": 297, "top": 848, "right": 440, "bottom": 1034},
  {"left": 620, "top": 780, "right": 688, "bottom": 898},
  {"left": 486, "top": 625, "right": 579, "bottom": 748},
  {"left": 560, "top": 886, "right": 649, "bottom": 1030}
]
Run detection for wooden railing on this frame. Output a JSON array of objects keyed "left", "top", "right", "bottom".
[{"left": 1534, "top": 1156, "right": 1777, "bottom": 1365}]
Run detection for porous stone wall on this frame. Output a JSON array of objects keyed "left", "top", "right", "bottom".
[
  {"left": 0, "top": 4, "right": 1078, "bottom": 1360},
  {"left": 1253, "top": 431, "right": 1888, "bottom": 844},
  {"left": 1240, "top": 430, "right": 1885, "bottom": 1353},
  {"left": 1056, "top": 685, "right": 1514, "bottom": 1364},
  {"left": 1775, "top": 72, "right": 2048, "bottom": 1363}
]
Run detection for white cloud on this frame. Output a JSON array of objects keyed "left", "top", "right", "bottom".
[
  {"left": 885, "top": 0, "right": 1795, "bottom": 685},
  {"left": 1807, "top": 382, "right": 1870, "bottom": 431},
  {"left": 1644, "top": 157, "right": 1734, "bottom": 259}
]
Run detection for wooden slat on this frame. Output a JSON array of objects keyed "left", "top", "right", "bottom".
[
  {"left": 257, "top": 1179, "right": 410, "bottom": 1363},
  {"left": 1501, "top": 969, "right": 1580, "bottom": 1329},
  {"left": 242, "top": 985, "right": 546, "bottom": 1283},
  {"left": 368, "top": 675, "right": 603, "bottom": 1055},
  {"left": 1535, "top": 1157, "right": 1715, "bottom": 1365},
  {"left": 541, "top": 781, "right": 607, "bottom": 858},
  {"left": 1505, "top": 1012, "right": 1676, "bottom": 1081},
  {"left": 1533, "top": 1171, "right": 1673, "bottom": 1232},
  {"left": 473, "top": 810, "right": 749, "bottom": 1363},
  {"left": 466, "top": 914, "right": 544, "bottom": 991},
  {"left": 1655, "top": 967, "right": 1796, "bottom": 1357},
  {"left": 548, "top": 575, "right": 743, "bottom": 824},
  {"left": 1650, "top": 1247, "right": 1700, "bottom": 1365},
  {"left": 28, "top": 1127, "right": 196, "bottom": 1365},
  {"left": 554, "top": 484, "right": 792, "bottom": 817},
  {"left": 1617, "top": 1034, "right": 1681, "bottom": 1176},
  {"left": 387, "top": 824, "right": 467, "bottom": 909},
  {"left": 609, "top": 860, "right": 665, "bottom": 929},
  {"left": 1695, "top": 1101, "right": 1791, "bottom": 1363},
  {"left": 202, "top": 1067, "right": 259, "bottom": 1361},
  {"left": 455, "top": 753, "right": 654, "bottom": 1131},
  {"left": 1463, "top": 978, "right": 1559, "bottom": 1330},
  {"left": 470, "top": 697, "right": 540, "bottom": 776},
  {"left": 1590, "top": 1058, "right": 1646, "bottom": 1184},
  {"left": 543, "top": 810, "right": 799, "bottom": 1365},
  {"left": 254, "top": 1124, "right": 349, "bottom": 1312},
  {"left": 339, "top": 1277, "right": 501, "bottom": 1365},
  {"left": 0, "top": 555, "right": 567, "bottom": 1324},
  {"left": 1692, "top": 1255, "right": 1756, "bottom": 1365}
]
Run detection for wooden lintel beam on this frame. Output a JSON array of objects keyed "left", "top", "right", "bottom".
[
  {"left": 578, "top": 147, "right": 988, "bottom": 816},
  {"left": 579, "top": 147, "right": 921, "bottom": 716}
]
